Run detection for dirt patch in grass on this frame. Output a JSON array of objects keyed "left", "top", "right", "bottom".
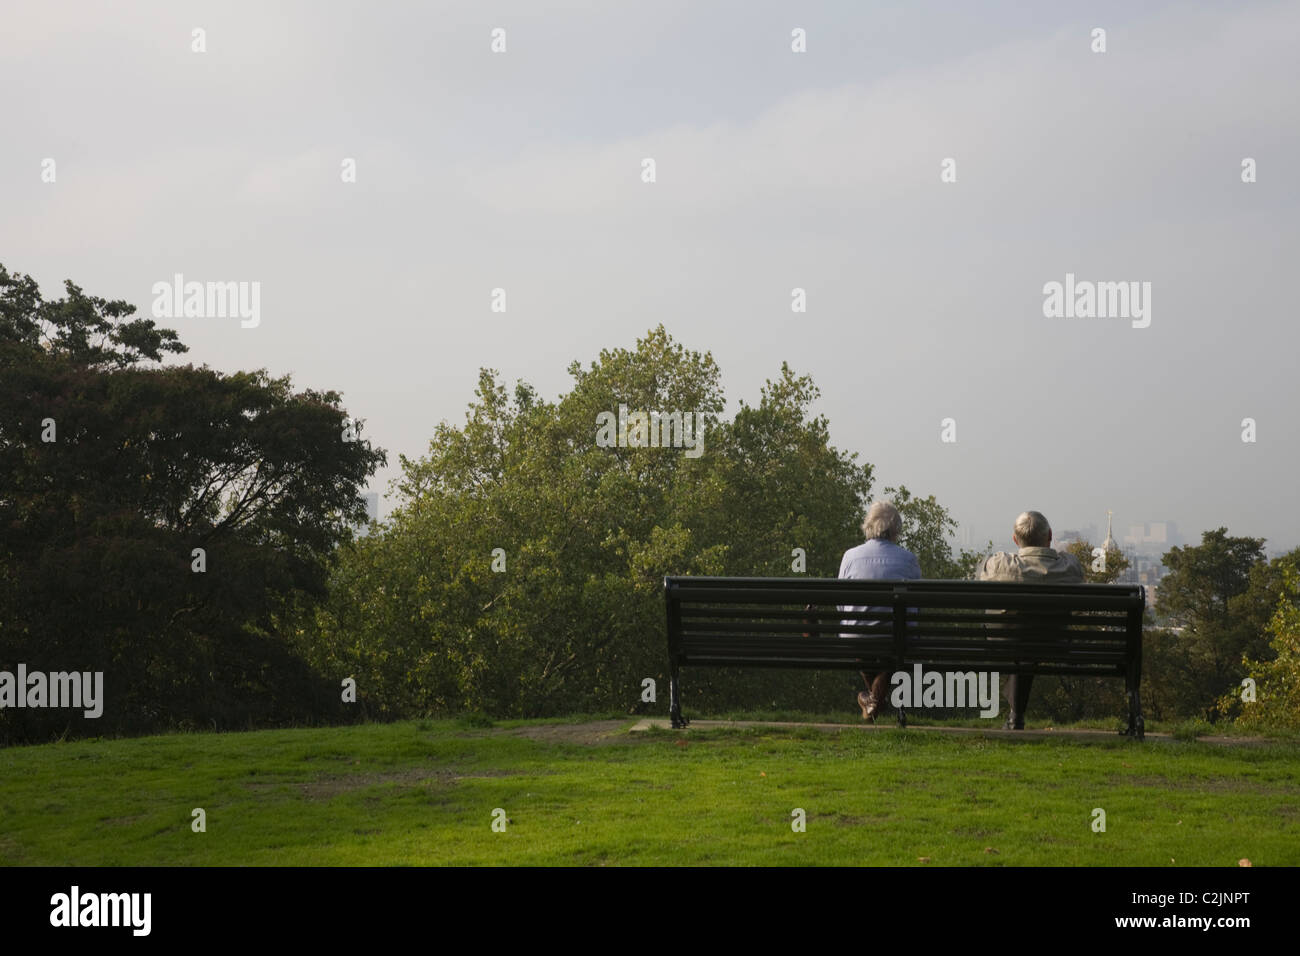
[{"left": 502, "top": 719, "right": 632, "bottom": 746}]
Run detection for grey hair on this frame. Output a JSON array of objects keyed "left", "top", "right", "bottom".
[
  {"left": 1014, "top": 511, "right": 1052, "bottom": 547},
  {"left": 863, "top": 501, "right": 903, "bottom": 542}
]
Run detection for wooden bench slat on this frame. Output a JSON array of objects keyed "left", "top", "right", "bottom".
[
  {"left": 680, "top": 646, "right": 1129, "bottom": 660},
  {"left": 680, "top": 624, "right": 1130, "bottom": 642}
]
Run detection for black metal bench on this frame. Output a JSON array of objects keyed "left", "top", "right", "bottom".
[{"left": 664, "top": 576, "right": 1146, "bottom": 738}]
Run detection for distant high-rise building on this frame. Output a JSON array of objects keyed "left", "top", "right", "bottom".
[{"left": 1121, "top": 520, "right": 1183, "bottom": 553}]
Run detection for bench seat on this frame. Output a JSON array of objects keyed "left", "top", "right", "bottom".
[{"left": 664, "top": 576, "right": 1146, "bottom": 737}]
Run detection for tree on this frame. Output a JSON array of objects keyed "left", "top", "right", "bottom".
[
  {"left": 0, "top": 263, "right": 385, "bottom": 743},
  {"left": 886, "top": 485, "right": 990, "bottom": 579},
  {"left": 304, "top": 326, "right": 992, "bottom": 718},
  {"left": 1215, "top": 550, "right": 1300, "bottom": 729},
  {"left": 1150, "top": 529, "right": 1272, "bottom": 719},
  {"left": 698, "top": 361, "right": 872, "bottom": 578},
  {"left": 1060, "top": 539, "right": 1130, "bottom": 585}
]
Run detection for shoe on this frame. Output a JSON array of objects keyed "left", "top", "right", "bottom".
[
  {"left": 858, "top": 690, "right": 878, "bottom": 722},
  {"left": 1003, "top": 711, "right": 1024, "bottom": 730}
]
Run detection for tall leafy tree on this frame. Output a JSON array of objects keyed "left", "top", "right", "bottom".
[
  {"left": 1220, "top": 552, "right": 1300, "bottom": 729},
  {"left": 303, "top": 326, "right": 977, "bottom": 719},
  {"left": 1, "top": 263, "right": 385, "bottom": 742},
  {"left": 1149, "top": 528, "right": 1272, "bottom": 719}
]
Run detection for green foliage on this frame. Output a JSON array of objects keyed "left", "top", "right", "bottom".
[
  {"left": 0, "top": 263, "right": 385, "bottom": 743},
  {"left": 1172, "top": 718, "right": 1215, "bottom": 742},
  {"left": 1218, "top": 554, "right": 1300, "bottom": 729},
  {"left": 301, "top": 326, "right": 980, "bottom": 719},
  {"left": 0, "top": 264, "right": 187, "bottom": 369},
  {"left": 1146, "top": 529, "right": 1275, "bottom": 720},
  {"left": 1159, "top": 529, "right": 1268, "bottom": 626},
  {"left": 887, "top": 485, "right": 990, "bottom": 579},
  {"left": 1141, "top": 625, "right": 1185, "bottom": 723},
  {"left": 1060, "top": 539, "right": 1130, "bottom": 584}
]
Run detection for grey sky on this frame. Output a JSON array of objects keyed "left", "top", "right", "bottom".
[{"left": 3, "top": 0, "right": 1297, "bottom": 554}]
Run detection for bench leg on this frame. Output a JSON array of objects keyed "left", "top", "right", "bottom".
[
  {"left": 1122, "top": 671, "right": 1144, "bottom": 740},
  {"left": 669, "top": 665, "right": 689, "bottom": 729}
]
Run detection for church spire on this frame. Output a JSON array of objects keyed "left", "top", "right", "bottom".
[{"left": 1102, "top": 510, "right": 1119, "bottom": 552}]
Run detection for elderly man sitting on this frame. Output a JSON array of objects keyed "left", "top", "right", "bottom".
[
  {"left": 975, "top": 510, "right": 1084, "bottom": 729},
  {"left": 838, "top": 501, "right": 921, "bottom": 721}
]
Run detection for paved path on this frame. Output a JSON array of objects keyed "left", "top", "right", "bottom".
[{"left": 628, "top": 717, "right": 1272, "bottom": 746}]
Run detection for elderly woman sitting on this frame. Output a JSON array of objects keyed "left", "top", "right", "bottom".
[{"left": 838, "top": 501, "right": 921, "bottom": 721}]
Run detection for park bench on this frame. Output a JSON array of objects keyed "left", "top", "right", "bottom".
[{"left": 664, "top": 576, "right": 1147, "bottom": 738}]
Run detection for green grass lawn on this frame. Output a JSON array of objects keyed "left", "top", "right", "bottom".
[{"left": 2, "top": 715, "right": 1297, "bottom": 866}]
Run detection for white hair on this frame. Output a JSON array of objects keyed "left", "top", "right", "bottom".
[
  {"left": 863, "top": 501, "right": 903, "bottom": 542},
  {"left": 1014, "top": 511, "right": 1052, "bottom": 547}
]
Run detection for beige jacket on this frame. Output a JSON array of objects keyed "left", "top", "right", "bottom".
[{"left": 976, "top": 546, "right": 1084, "bottom": 584}]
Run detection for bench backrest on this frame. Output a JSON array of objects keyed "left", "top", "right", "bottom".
[{"left": 665, "top": 576, "right": 1146, "bottom": 676}]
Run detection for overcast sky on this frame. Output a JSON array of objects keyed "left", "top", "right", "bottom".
[{"left": 3, "top": 0, "right": 1297, "bottom": 555}]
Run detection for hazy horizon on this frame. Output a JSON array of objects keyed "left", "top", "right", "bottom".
[{"left": 4, "top": 0, "right": 1296, "bottom": 554}]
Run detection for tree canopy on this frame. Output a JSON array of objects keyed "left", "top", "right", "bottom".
[
  {"left": 301, "top": 326, "right": 976, "bottom": 718},
  {"left": 16, "top": 263, "right": 1290, "bottom": 735},
  {"left": 1, "top": 263, "right": 385, "bottom": 742},
  {"left": 1221, "top": 554, "right": 1300, "bottom": 729},
  {"left": 1146, "top": 529, "right": 1282, "bottom": 720}
]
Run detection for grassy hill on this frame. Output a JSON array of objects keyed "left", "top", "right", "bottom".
[{"left": 2, "top": 715, "right": 1297, "bottom": 866}]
